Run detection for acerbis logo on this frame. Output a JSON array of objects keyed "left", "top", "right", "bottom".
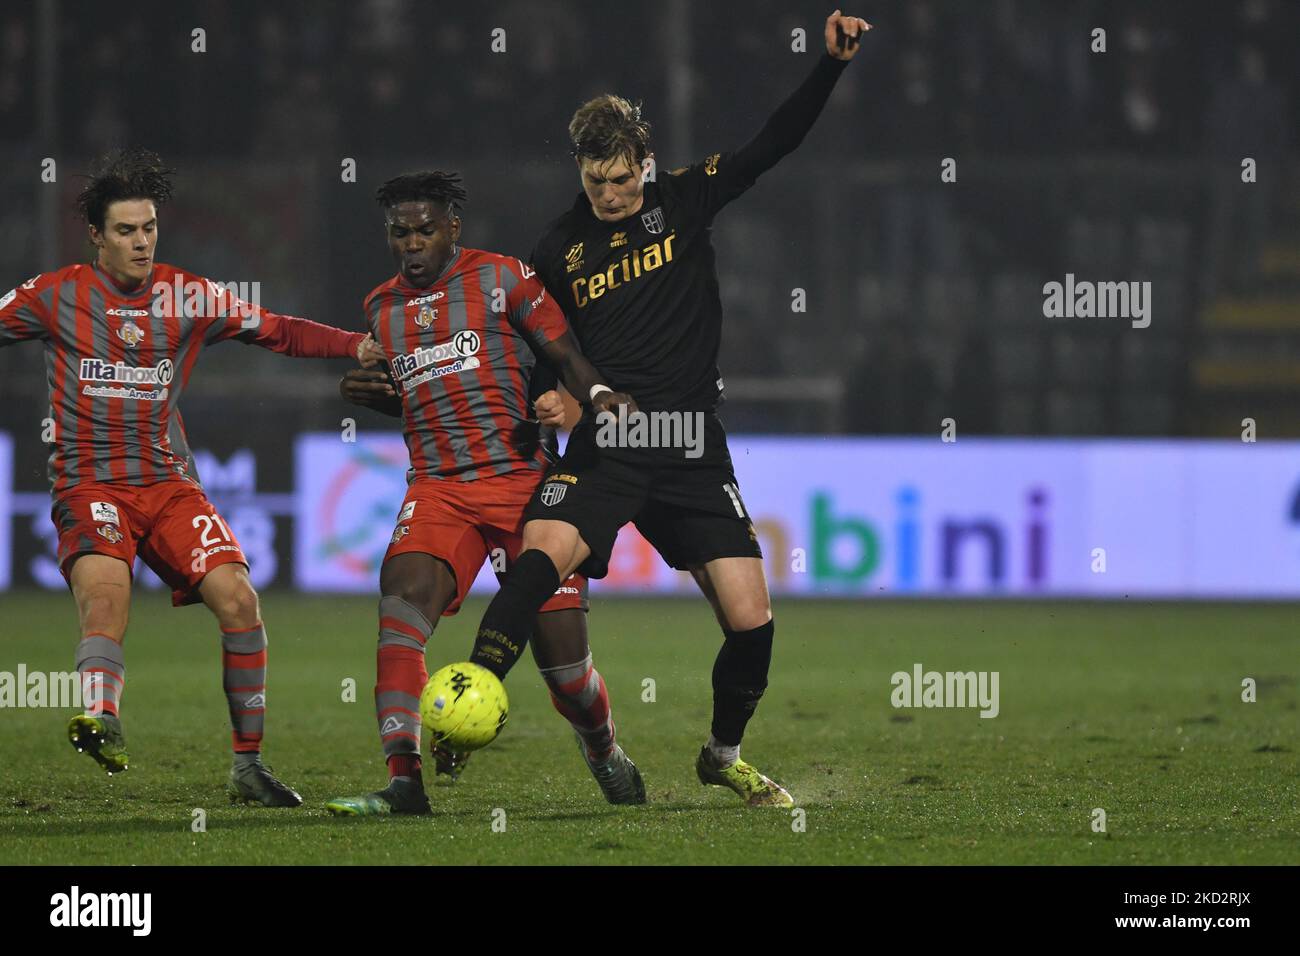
[
  {"left": 380, "top": 715, "right": 403, "bottom": 735},
  {"left": 79, "top": 357, "right": 174, "bottom": 386},
  {"left": 406, "top": 290, "right": 446, "bottom": 306}
]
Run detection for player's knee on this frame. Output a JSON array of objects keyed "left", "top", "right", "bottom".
[
  {"left": 386, "top": 580, "right": 435, "bottom": 617},
  {"left": 76, "top": 582, "right": 129, "bottom": 641},
  {"left": 719, "top": 597, "right": 772, "bottom": 634},
  {"left": 521, "top": 524, "right": 582, "bottom": 579},
  {"left": 211, "top": 575, "right": 261, "bottom": 629}
]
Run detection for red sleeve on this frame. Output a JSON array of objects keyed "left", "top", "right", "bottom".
[
  {"left": 199, "top": 277, "right": 364, "bottom": 358},
  {"left": 0, "top": 273, "right": 51, "bottom": 347},
  {"left": 237, "top": 311, "right": 365, "bottom": 358},
  {"left": 504, "top": 258, "right": 569, "bottom": 350}
]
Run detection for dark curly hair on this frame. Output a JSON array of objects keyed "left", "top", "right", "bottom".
[
  {"left": 375, "top": 170, "right": 467, "bottom": 216},
  {"left": 75, "top": 147, "right": 175, "bottom": 230}
]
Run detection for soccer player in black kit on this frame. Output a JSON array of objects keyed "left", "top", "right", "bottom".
[{"left": 469, "top": 9, "right": 872, "bottom": 806}]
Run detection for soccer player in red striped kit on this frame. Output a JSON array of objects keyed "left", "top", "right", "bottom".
[
  {"left": 0, "top": 148, "right": 384, "bottom": 806},
  {"left": 327, "top": 170, "right": 642, "bottom": 815}
]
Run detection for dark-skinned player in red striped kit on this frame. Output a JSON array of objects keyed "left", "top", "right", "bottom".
[{"left": 328, "top": 171, "right": 643, "bottom": 815}]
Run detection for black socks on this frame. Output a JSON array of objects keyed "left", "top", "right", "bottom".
[
  {"left": 710, "top": 619, "right": 775, "bottom": 746},
  {"left": 470, "top": 549, "right": 561, "bottom": 680}
]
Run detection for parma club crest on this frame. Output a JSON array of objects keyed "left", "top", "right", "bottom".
[
  {"left": 539, "top": 481, "right": 567, "bottom": 507},
  {"left": 640, "top": 206, "right": 665, "bottom": 235}
]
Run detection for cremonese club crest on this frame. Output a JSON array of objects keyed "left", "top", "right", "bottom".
[
  {"left": 97, "top": 523, "right": 124, "bottom": 544},
  {"left": 116, "top": 321, "right": 145, "bottom": 348}
]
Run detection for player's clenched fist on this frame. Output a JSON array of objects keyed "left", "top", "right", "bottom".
[
  {"left": 340, "top": 367, "right": 396, "bottom": 408},
  {"left": 534, "top": 389, "right": 567, "bottom": 427},
  {"left": 825, "top": 9, "right": 872, "bottom": 60},
  {"left": 356, "top": 333, "right": 385, "bottom": 367}
]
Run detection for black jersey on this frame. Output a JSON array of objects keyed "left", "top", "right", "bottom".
[{"left": 531, "top": 54, "right": 849, "bottom": 413}]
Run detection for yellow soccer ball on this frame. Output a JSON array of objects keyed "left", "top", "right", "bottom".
[{"left": 419, "top": 662, "right": 509, "bottom": 753}]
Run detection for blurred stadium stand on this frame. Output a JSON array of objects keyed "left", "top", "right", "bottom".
[{"left": 1, "top": 0, "right": 1298, "bottom": 438}]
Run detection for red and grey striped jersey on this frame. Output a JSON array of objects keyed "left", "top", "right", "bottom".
[
  {"left": 0, "top": 261, "right": 365, "bottom": 493},
  {"left": 364, "top": 247, "right": 569, "bottom": 481}
]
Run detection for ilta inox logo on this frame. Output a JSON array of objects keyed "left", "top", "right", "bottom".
[
  {"left": 595, "top": 405, "right": 705, "bottom": 459},
  {"left": 391, "top": 331, "right": 481, "bottom": 389},
  {"left": 891, "top": 663, "right": 1000, "bottom": 718},
  {"left": 803, "top": 486, "right": 1050, "bottom": 588},
  {"left": 79, "top": 357, "right": 174, "bottom": 386},
  {"left": 0, "top": 665, "right": 95, "bottom": 708},
  {"left": 1042, "top": 273, "right": 1151, "bottom": 329},
  {"left": 50, "top": 886, "right": 151, "bottom": 936}
]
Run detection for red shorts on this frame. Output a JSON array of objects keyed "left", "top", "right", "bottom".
[
  {"left": 385, "top": 470, "right": 587, "bottom": 617},
  {"left": 52, "top": 480, "right": 248, "bottom": 607}
]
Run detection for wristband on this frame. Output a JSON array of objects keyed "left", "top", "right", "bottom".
[{"left": 590, "top": 384, "right": 613, "bottom": 403}]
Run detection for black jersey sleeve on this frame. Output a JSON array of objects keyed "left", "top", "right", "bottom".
[
  {"left": 670, "top": 53, "right": 849, "bottom": 221},
  {"left": 528, "top": 239, "right": 567, "bottom": 305}
]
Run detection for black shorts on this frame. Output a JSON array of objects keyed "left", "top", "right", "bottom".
[{"left": 524, "top": 411, "right": 763, "bottom": 579}]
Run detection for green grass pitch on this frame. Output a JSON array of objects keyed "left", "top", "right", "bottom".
[{"left": 0, "top": 592, "right": 1295, "bottom": 865}]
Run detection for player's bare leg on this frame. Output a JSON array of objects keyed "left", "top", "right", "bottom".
[
  {"left": 328, "top": 552, "right": 456, "bottom": 816},
  {"left": 199, "top": 563, "right": 302, "bottom": 807},
  {"left": 469, "top": 518, "right": 590, "bottom": 678},
  {"left": 688, "top": 556, "right": 793, "bottom": 807},
  {"left": 67, "top": 555, "right": 132, "bottom": 774},
  {"left": 533, "top": 609, "right": 645, "bottom": 805}
]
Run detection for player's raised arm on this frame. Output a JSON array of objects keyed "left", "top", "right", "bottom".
[
  {"left": 694, "top": 9, "right": 871, "bottom": 211},
  {"left": 200, "top": 280, "right": 380, "bottom": 365},
  {"left": 537, "top": 329, "right": 636, "bottom": 417},
  {"left": 0, "top": 273, "right": 51, "bottom": 347}
]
